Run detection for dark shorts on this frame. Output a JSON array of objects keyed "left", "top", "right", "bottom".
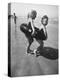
[
  {"left": 20, "top": 23, "right": 33, "bottom": 42},
  {"left": 20, "top": 22, "right": 32, "bottom": 36},
  {"left": 20, "top": 23, "right": 47, "bottom": 42},
  {"left": 34, "top": 27, "right": 47, "bottom": 40}
]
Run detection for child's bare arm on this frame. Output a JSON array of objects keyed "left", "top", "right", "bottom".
[{"left": 31, "top": 20, "right": 35, "bottom": 35}]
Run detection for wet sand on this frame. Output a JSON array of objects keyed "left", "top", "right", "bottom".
[{"left": 10, "top": 17, "right": 58, "bottom": 77}]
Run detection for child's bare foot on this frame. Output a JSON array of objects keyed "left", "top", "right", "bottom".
[
  {"left": 33, "top": 49, "right": 36, "bottom": 56},
  {"left": 35, "top": 49, "right": 41, "bottom": 57},
  {"left": 27, "top": 49, "right": 33, "bottom": 54}
]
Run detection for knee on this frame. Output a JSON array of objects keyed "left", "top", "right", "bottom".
[{"left": 28, "top": 37, "right": 34, "bottom": 44}]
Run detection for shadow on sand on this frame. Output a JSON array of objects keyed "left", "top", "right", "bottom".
[
  {"left": 39, "top": 47, "right": 58, "bottom": 60},
  {"left": 11, "top": 47, "right": 58, "bottom": 77}
]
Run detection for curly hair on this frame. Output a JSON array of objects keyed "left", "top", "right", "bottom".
[{"left": 41, "top": 15, "right": 48, "bottom": 26}]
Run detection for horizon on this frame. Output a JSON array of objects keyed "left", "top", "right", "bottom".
[{"left": 11, "top": 3, "right": 58, "bottom": 19}]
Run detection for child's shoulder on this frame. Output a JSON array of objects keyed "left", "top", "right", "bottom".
[{"left": 40, "top": 24, "right": 47, "bottom": 29}]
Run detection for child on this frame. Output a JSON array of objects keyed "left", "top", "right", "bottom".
[
  {"left": 13, "top": 13, "right": 17, "bottom": 38},
  {"left": 20, "top": 10, "right": 37, "bottom": 53},
  {"left": 26, "top": 10, "right": 37, "bottom": 53},
  {"left": 35, "top": 15, "right": 48, "bottom": 56},
  {"left": 13, "top": 13, "right": 17, "bottom": 24}
]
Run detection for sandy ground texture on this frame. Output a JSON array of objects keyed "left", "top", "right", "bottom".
[{"left": 10, "top": 17, "right": 58, "bottom": 77}]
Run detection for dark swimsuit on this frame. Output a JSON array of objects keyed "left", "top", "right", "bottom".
[
  {"left": 20, "top": 22, "right": 47, "bottom": 41},
  {"left": 34, "top": 27, "right": 47, "bottom": 40}
]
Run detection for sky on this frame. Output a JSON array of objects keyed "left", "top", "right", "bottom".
[{"left": 11, "top": 3, "right": 58, "bottom": 18}]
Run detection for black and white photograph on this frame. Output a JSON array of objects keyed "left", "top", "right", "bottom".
[{"left": 8, "top": 3, "right": 58, "bottom": 77}]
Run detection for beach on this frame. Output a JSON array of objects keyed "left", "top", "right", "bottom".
[{"left": 10, "top": 16, "right": 58, "bottom": 76}]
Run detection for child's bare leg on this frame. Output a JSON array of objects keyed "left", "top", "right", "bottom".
[
  {"left": 36, "top": 40, "right": 44, "bottom": 56},
  {"left": 27, "top": 42, "right": 32, "bottom": 53},
  {"left": 27, "top": 37, "right": 34, "bottom": 53},
  {"left": 37, "top": 40, "right": 44, "bottom": 50}
]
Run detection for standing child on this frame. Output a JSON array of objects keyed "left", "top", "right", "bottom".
[
  {"left": 27, "top": 10, "right": 37, "bottom": 53},
  {"left": 13, "top": 13, "right": 17, "bottom": 24},
  {"left": 13, "top": 13, "right": 17, "bottom": 38},
  {"left": 20, "top": 10, "right": 37, "bottom": 54},
  {"left": 35, "top": 15, "right": 48, "bottom": 56}
]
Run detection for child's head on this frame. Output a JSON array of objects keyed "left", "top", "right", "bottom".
[
  {"left": 27, "top": 10, "right": 37, "bottom": 20},
  {"left": 41, "top": 15, "right": 48, "bottom": 26}
]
